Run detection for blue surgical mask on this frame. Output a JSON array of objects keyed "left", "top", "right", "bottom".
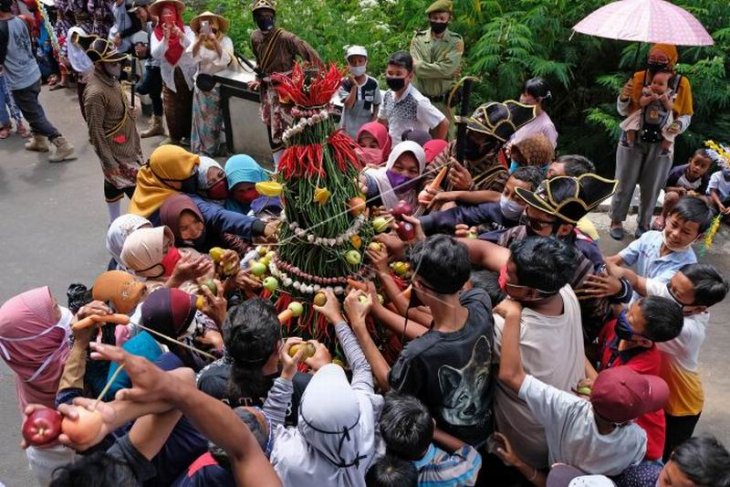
[
  {"left": 615, "top": 310, "right": 638, "bottom": 341},
  {"left": 499, "top": 195, "right": 525, "bottom": 221},
  {"left": 508, "top": 160, "right": 520, "bottom": 174}
]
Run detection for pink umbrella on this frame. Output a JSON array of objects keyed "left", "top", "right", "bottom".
[{"left": 573, "top": 0, "right": 714, "bottom": 46}]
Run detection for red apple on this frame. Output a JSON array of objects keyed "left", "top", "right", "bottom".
[
  {"left": 396, "top": 222, "right": 416, "bottom": 241},
  {"left": 391, "top": 200, "right": 413, "bottom": 220},
  {"left": 22, "top": 408, "right": 62, "bottom": 446},
  {"left": 61, "top": 408, "right": 104, "bottom": 445}
]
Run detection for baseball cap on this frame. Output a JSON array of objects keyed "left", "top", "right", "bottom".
[
  {"left": 547, "top": 465, "right": 615, "bottom": 487},
  {"left": 590, "top": 366, "right": 669, "bottom": 424},
  {"left": 346, "top": 45, "right": 368, "bottom": 60}
]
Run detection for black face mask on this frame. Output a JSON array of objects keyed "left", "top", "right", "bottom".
[
  {"left": 255, "top": 15, "right": 275, "bottom": 32},
  {"left": 430, "top": 21, "right": 448, "bottom": 34},
  {"left": 647, "top": 61, "right": 669, "bottom": 74},
  {"left": 462, "top": 139, "right": 484, "bottom": 160},
  {"left": 386, "top": 76, "right": 406, "bottom": 92},
  {"left": 180, "top": 173, "right": 199, "bottom": 194}
]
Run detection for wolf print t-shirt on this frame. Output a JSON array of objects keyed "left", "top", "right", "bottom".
[{"left": 389, "top": 288, "right": 495, "bottom": 446}]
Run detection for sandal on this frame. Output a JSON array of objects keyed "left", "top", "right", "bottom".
[
  {"left": 0, "top": 126, "right": 10, "bottom": 139},
  {"left": 47, "top": 74, "right": 58, "bottom": 87},
  {"left": 16, "top": 124, "right": 30, "bottom": 138}
]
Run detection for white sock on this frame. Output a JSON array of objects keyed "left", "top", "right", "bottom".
[{"left": 107, "top": 200, "right": 122, "bottom": 223}]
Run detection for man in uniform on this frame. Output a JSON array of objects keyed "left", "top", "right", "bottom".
[
  {"left": 83, "top": 37, "right": 143, "bottom": 222},
  {"left": 409, "top": 0, "right": 463, "bottom": 120},
  {"left": 248, "top": 0, "right": 322, "bottom": 165}
]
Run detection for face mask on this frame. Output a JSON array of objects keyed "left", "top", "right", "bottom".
[
  {"left": 160, "top": 246, "right": 182, "bottom": 277},
  {"left": 255, "top": 15, "right": 275, "bottom": 32},
  {"left": 357, "top": 147, "right": 384, "bottom": 165},
  {"left": 0, "top": 307, "right": 72, "bottom": 383},
  {"left": 430, "top": 21, "right": 448, "bottom": 34},
  {"left": 349, "top": 65, "right": 366, "bottom": 77},
  {"left": 206, "top": 178, "right": 229, "bottom": 200},
  {"left": 614, "top": 310, "right": 637, "bottom": 341},
  {"left": 103, "top": 62, "right": 122, "bottom": 79},
  {"left": 662, "top": 228, "right": 693, "bottom": 253},
  {"left": 386, "top": 76, "right": 406, "bottom": 92},
  {"left": 647, "top": 60, "right": 669, "bottom": 74},
  {"left": 386, "top": 169, "right": 417, "bottom": 193},
  {"left": 463, "top": 138, "right": 487, "bottom": 160},
  {"left": 500, "top": 195, "right": 525, "bottom": 221},
  {"left": 236, "top": 188, "right": 260, "bottom": 204},
  {"left": 180, "top": 172, "right": 199, "bottom": 194},
  {"left": 508, "top": 160, "right": 520, "bottom": 174}
]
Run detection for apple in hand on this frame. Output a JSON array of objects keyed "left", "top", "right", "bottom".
[
  {"left": 61, "top": 408, "right": 104, "bottom": 446},
  {"left": 395, "top": 222, "right": 416, "bottom": 241},
  {"left": 391, "top": 200, "right": 413, "bottom": 220},
  {"left": 22, "top": 408, "right": 62, "bottom": 446}
]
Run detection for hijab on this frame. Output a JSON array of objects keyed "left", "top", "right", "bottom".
[
  {"left": 141, "top": 288, "right": 196, "bottom": 339},
  {"left": 128, "top": 145, "right": 201, "bottom": 218},
  {"left": 197, "top": 156, "right": 228, "bottom": 201},
  {"left": 92, "top": 271, "right": 147, "bottom": 314},
  {"left": 107, "top": 214, "right": 153, "bottom": 264},
  {"left": 0, "top": 287, "right": 71, "bottom": 411},
  {"left": 153, "top": 2, "right": 185, "bottom": 65},
  {"left": 271, "top": 364, "right": 380, "bottom": 487},
  {"left": 628, "top": 43, "right": 693, "bottom": 117},
  {"left": 224, "top": 154, "right": 269, "bottom": 214},
  {"left": 356, "top": 122, "right": 392, "bottom": 165},
  {"left": 159, "top": 194, "right": 206, "bottom": 246},
  {"left": 363, "top": 141, "right": 426, "bottom": 210},
  {"left": 120, "top": 226, "right": 177, "bottom": 278}
]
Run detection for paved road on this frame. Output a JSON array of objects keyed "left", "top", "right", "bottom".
[{"left": 0, "top": 87, "right": 728, "bottom": 485}]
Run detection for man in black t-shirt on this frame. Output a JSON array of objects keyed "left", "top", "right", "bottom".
[{"left": 352, "top": 235, "right": 495, "bottom": 447}]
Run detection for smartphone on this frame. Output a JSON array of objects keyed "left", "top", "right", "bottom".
[{"left": 200, "top": 20, "right": 211, "bottom": 35}]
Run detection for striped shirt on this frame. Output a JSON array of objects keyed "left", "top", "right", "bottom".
[{"left": 413, "top": 444, "right": 482, "bottom": 487}]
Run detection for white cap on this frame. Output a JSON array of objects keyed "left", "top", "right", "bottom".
[
  {"left": 131, "top": 31, "right": 149, "bottom": 45},
  {"left": 346, "top": 45, "right": 368, "bottom": 60}
]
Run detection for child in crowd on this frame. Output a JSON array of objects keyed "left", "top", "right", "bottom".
[
  {"left": 587, "top": 296, "right": 684, "bottom": 461},
  {"left": 378, "top": 393, "right": 481, "bottom": 486},
  {"left": 339, "top": 45, "right": 381, "bottom": 138},
  {"left": 377, "top": 51, "right": 448, "bottom": 141},
  {"left": 653, "top": 149, "right": 713, "bottom": 230},
  {"left": 365, "top": 455, "right": 418, "bottom": 487},
  {"left": 606, "top": 195, "right": 713, "bottom": 301},
  {"left": 419, "top": 166, "right": 543, "bottom": 241},
  {"left": 607, "top": 262, "right": 729, "bottom": 461},
  {"left": 706, "top": 163, "right": 730, "bottom": 217},
  {"left": 620, "top": 69, "right": 677, "bottom": 151}
]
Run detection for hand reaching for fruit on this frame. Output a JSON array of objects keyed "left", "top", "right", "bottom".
[
  {"left": 169, "top": 253, "right": 213, "bottom": 287},
  {"left": 313, "top": 288, "right": 344, "bottom": 324},
  {"left": 343, "top": 288, "right": 372, "bottom": 325},
  {"left": 198, "top": 279, "right": 227, "bottom": 328},
  {"left": 399, "top": 214, "right": 426, "bottom": 242},
  {"left": 303, "top": 340, "right": 332, "bottom": 372},
  {"left": 21, "top": 400, "right": 115, "bottom": 452},
  {"left": 279, "top": 337, "right": 306, "bottom": 380},
  {"left": 366, "top": 242, "right": 389, "bottom": 273}
]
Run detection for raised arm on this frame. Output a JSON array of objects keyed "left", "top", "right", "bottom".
[{"left": 458, "top": 237, "right": 511, "bottom": 271}]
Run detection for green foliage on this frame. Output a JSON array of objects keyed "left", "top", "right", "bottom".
[{"left": 197, "top": 0, "right": 730, "bottom": 174}]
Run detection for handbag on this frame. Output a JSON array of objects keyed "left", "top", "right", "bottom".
[{"left": 195, "top": 73, "right": 217, "bottom": 92}]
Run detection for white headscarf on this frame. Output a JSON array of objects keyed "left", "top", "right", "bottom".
[
  {"left": 271, "top": 364, "right": 379, "bottom": 487},
  {"left": 197, "top": 156, "right": 224, "bottom": 190},
  {"left": 106, "top": 214, "right": 153, "bottom": 264},
  {"left": 363, "top": 140, "right": 426, "bottom": 210},
  {"left": 66, "top": 27, "right": 94, "bottom": 81}
]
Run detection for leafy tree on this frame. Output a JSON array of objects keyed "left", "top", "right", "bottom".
[{"left": 198, "top": 0, "right": 729, "bottom": 174}]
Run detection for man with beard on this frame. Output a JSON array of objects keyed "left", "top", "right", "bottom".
[
  {"left": 460, "top": 174, "right": 620, "bottom": 344},
  {"left": 248, "top": 0, "right": 322, "bottom": 165},
  {"left": 83, "top": 37, "right": 143, "bottom": 223},
  {"left": 420, "top": 101, "right": 536, "bottom": 210}
]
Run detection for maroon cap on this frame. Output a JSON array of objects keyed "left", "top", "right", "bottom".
[{"left": 590, "top": 366, "right": 669, "bottom": 424}]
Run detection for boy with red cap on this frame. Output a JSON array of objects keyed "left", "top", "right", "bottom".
[{"left": 496, "top": 296, "right": 668, "bottom": 480}]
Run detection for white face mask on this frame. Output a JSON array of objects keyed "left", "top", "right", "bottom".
[
  {"left": 499, "top": 194, "right": 525, "bottom": 221},
  {"left": 0, "top": 306, "right": 72, "bottom": 382},
  {"left": 349, "top": 65, "right": 367, "bottom": 77}
]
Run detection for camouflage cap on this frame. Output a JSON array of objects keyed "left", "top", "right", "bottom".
[
  {"left": 251, "top": 0, "right": 275, "bottom": 12},
  {"left": 426, "top": 0, "right": 452, "bottom": 14}
]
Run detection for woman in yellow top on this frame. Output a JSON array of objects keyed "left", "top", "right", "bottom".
[{"left": 609, "top": 44, "right": 694, "bottom": 240}]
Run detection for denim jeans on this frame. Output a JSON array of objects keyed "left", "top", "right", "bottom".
[
  {"left": 136, "top": 64, "right": 163, "bottom": 116},
  {"left": 11, "top": 79, "right": 61, "bottom": 140}
]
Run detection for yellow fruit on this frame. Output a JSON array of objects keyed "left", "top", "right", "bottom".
[
  {"left": 256, "top": 246, "right": 268, "bottom": 257},
  {"left": 368, "top": 242, "right": 383, "bottom": 252},
  {"left": 195, "top": 295, "right": 205, "bottom": 310},
  {"left": 390, "top": 261, "right": 410, "bottom": 277},
  {"left": 209, "top": 247, "right": 225, "bottom": 263},
  {"left": 255, "top": 181, "right": 283, "bottom": 197},
  {"left": 313, "top": 187, "right": 331, "bottom": 205},
  {"left": 288, "top": 342, "right": 316, "bottom": 359},
  {"left": 313, "top": 292, "right": 327, "bottom": 307},
  {"left": 350, "top": 235, "right": 362, "bottom": 249}
]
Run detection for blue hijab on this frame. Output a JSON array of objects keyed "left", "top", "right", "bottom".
[{"left": 224, "top": 154, "right": 269, "bottom": 214}]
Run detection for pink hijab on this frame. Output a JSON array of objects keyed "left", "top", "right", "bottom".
[
  {"left": 356, "top": 122, "right": 392, "bottom": 165},
  {"left": 0, "top": 287, "right": 71, "bottom": 411}
]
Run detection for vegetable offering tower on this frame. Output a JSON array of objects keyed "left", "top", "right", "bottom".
[{"left": 263, "top": 63, "right": 374, "bottom": 339}]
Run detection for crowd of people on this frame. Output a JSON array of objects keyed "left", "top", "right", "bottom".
[{"left": 2, "top": 0, "right": 730, "bottom": 486}]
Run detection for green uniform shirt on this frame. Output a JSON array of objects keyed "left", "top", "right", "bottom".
[{"left": 409, "top": 28, "right": 464, "bottom": 98}]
